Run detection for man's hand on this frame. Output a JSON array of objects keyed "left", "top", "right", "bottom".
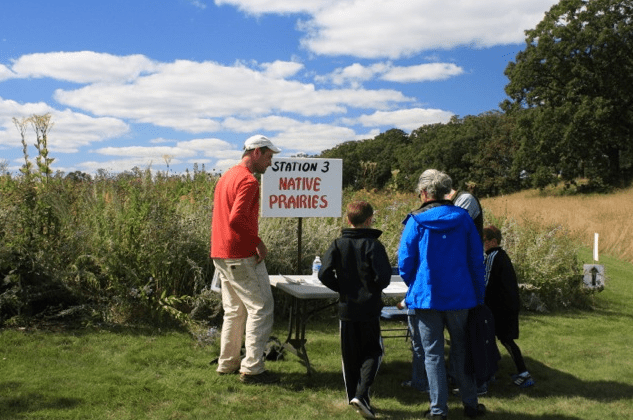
[{"left": 255, "top": 241, "right": 268, "bottom": 264}]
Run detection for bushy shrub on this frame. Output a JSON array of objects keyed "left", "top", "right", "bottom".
[
  {"left": 0, "top": 166, "right": 219, "bottom": 327},
  {"left": 0, "top": 159, "right": 596, "bottom": 330}
]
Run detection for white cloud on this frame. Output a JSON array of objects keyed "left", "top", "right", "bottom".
[
  {"left": 261, "top": 60, "right": 304, "bottom": 79},
  {"left": 177, "top": 137, "right": 234, "bottom": 151},
  {"left": 214, "top": 0, "right": 334, "bottom": 15},
  {"left": 317, "top": 62, "right": 464, "bottom": 87},
  {"left": 49, "top": 110, "right": 130, "bottom": 153},
  {"left": 95, "top": 146, "right": 196, "bottom": 159},
  {"left": 79, "top": 157, "right": 165, "bottom": 174},
  {"left": 95, "top": 137, "right": 239, "bottom": 160},
  {"left": 344, "top": 108, "right": 454, "bottom": 132},
  {"left": 0, "top": 97, "right": 129, "bottom": 152},
  {"left": 177, "top": 138, "right": 242, "bottom": 160},
  {"left": 89, "top": 137, "right": 241, "bottom": 173},
  {"left": 10, "top": 51, "right": 161, "bottom": 83},
  {"left": 315, "top": 63, "right": 387, "bottom": 87},
  {"left": 271, "top": 123, "right": 365, "bottom": 153},
  {"left": 52, "top": 58, "right": 412, "bottom": 130},
  {"left": 222, "top": 0, "right": 558, "bottom": 59},
  {"left": 381, "top": 63, "right": 464, "bottom": 82},
  {"left": 222, "top": 115, "right": 300, "bottom": 132},
  {"left": 0, "top": 64, "right": 14, "bottom": 82},
  {"left": 220, "top": 116, "right": 363, "bottom": 153},
  {"left": 149, "top": 138, "right": 175, "bottom": 144}
]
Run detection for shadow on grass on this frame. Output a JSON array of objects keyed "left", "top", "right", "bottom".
[
  {"left": 274, "top": 353, "right": 629, "bottom": 420},
  {"left": 377, "top": 355, "right": 633, "bottom": 403},
  {"left": 0, "top": 381, "right": 82, "bottom": 418},
  {"left": 267, "top": 359, "right": 594, "bottom": 419}
]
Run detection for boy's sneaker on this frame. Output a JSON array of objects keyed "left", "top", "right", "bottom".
[
  {"left": 239, "top": 370, "right": 280, "bottom": 384},
  {"left": 350, "top": 397, "right": 376, "bottom": 419},
  {"left": 464, "top": 403, "right": 486, "bottom": 418},
  {"left": 512, "top": 372, "right": 535, "bottom": 388},
  {"left": 423, "top": 410, "right": 447, "bottom": 419}
]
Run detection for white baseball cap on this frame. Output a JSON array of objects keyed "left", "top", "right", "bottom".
[{"left": 243, "top": 134, "right": 281, "bottom": 153}]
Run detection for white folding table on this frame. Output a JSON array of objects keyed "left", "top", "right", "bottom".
[{"left": 269, "top": 275, "right": 408, "bottom": 375}]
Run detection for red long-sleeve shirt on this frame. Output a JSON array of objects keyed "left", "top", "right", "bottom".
[{"left": 210, "top": 164, "right": 262, "bottom": 259}]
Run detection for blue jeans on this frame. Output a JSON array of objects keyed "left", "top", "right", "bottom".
[
  {"left": 412, "top": 309, "right": 478, "bottom": 416},
  {"left": 408, "top": 315, "right": 428, "bottom": 392}
]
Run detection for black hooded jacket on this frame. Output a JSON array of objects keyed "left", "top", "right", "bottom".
[{"left": 318, "top": 228, "right": 392, "bottom": 321}]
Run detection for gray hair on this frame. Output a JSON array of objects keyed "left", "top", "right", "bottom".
[{"left": 416, "top": 169, "right": 452, "bottom": 199}]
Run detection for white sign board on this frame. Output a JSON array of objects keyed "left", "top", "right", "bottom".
[{"left": 261, "top": 158, "right": 342, "bottom": 218}]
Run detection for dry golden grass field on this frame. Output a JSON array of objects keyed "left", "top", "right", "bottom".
[{"left": 481, "top": 186, "right": 633, "bottom": 264}]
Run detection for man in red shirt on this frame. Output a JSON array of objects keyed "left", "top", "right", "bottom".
[{"left": 211, "top": 134, "right": 281, "bottom": 384}]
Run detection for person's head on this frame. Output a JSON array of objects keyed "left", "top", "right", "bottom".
[
  {"left": 417, "top": 169, "right": 452, "bottom": 201},
  {"left": 346, "top": 201, "right": 374, "bottom": 228},
  {"left": 483, "top": 225, "right": 502, "bottom": 251},
  {"left": 242, "top": 134, "right": 281, "bottom": 174}
]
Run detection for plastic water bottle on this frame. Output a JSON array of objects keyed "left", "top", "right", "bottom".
[{"left": 312, "top": 256, "right": 322, "bottom": 278}]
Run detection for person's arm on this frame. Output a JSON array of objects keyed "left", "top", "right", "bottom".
[
  {"left": 229, "top": 176, "right": 263, "bottom": 249},
  {"left": 484, "top": 251, "right": 498, "bottom": 307},
  {"left": 318, "top": 241, "right": 340, "bottom": 292},
  {"left": 498, "top": 251, "right": 521, "bottom": 311},
  {"left": 255, "top": 241, "right": 268, "bottom": 264},
  {"left": 398, "top": 215, "right": 418, "bottom": 287},
  {"left": 370, "top": 241, "right": 392, "bottom": 290}
]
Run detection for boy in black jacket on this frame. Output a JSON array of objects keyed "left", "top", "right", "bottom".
[
  {"left": 319, "top": 201, "right": 392, "bottom": 419},
  {"left": 483, "top": 225, "right": 535, "bottom": 388}
]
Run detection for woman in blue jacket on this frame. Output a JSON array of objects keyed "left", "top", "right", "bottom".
[{"left": 398, "top": 169, "right": 486, "bottom": 420}]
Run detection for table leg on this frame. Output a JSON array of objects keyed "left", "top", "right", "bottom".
[{"left": 282, "top": 297, "right": 313, "bottom": 375}]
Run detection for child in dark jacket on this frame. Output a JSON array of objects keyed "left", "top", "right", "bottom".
[
  {"left": 483, "top": 225, "right": 535, "bottom": 388},
  {"left": 319, "top": 201, "right": 392, "bottom": 419}
]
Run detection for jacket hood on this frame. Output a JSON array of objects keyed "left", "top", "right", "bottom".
[
  {"left": 341, "top": 227, "right": 383, "bottom": 239},
  {"left": 405, "top": 202, "right": 464, "bottom": 232}
]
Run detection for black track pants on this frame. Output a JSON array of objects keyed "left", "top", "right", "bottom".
[{"left": 340, "top": 318, "right": 384, "bottom": 403}]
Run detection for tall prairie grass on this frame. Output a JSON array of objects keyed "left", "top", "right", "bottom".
[
  {"left": 0, "top": 168, "right": 608, "bottom": 327},
  {"left": 0, "top": 168, "right": 219, "bottom": 326},
  {"left": 481, "top": 186, "right": 633, "bottom": 264}
]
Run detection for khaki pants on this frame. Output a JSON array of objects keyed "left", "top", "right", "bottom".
[{"left": 213, "top": 256, "right": 274, "bottom": 375}]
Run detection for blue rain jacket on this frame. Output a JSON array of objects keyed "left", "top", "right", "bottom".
[{"left": 398, "top": 201, "right": 485, "bottom": 311}]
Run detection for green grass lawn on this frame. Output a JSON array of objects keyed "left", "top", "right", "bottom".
[{"left": 1, "top": 249, "right": 632, "bottom": 419}]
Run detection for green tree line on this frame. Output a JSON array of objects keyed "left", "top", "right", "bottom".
[
  {"left": 321, "top": 0, "right": 633, "bottom": 195},
  {"left": 320, "top": 113, "right": 523, "bottom": 197}
]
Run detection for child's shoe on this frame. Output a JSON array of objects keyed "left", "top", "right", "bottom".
[
  {"left": 350, "top": 396, "right": 376, "bottom": 419},
  {"left": 512, "top": 371, "right": 535, "bottom": 388}
]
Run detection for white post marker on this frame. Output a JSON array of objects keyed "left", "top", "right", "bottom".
[{"left": 583, "top": 232, "right": 604, "bottom": 291}]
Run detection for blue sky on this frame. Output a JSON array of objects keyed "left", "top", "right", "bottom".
[{"left": 0, "top": 0, "right": 558, "bottom": 175}]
